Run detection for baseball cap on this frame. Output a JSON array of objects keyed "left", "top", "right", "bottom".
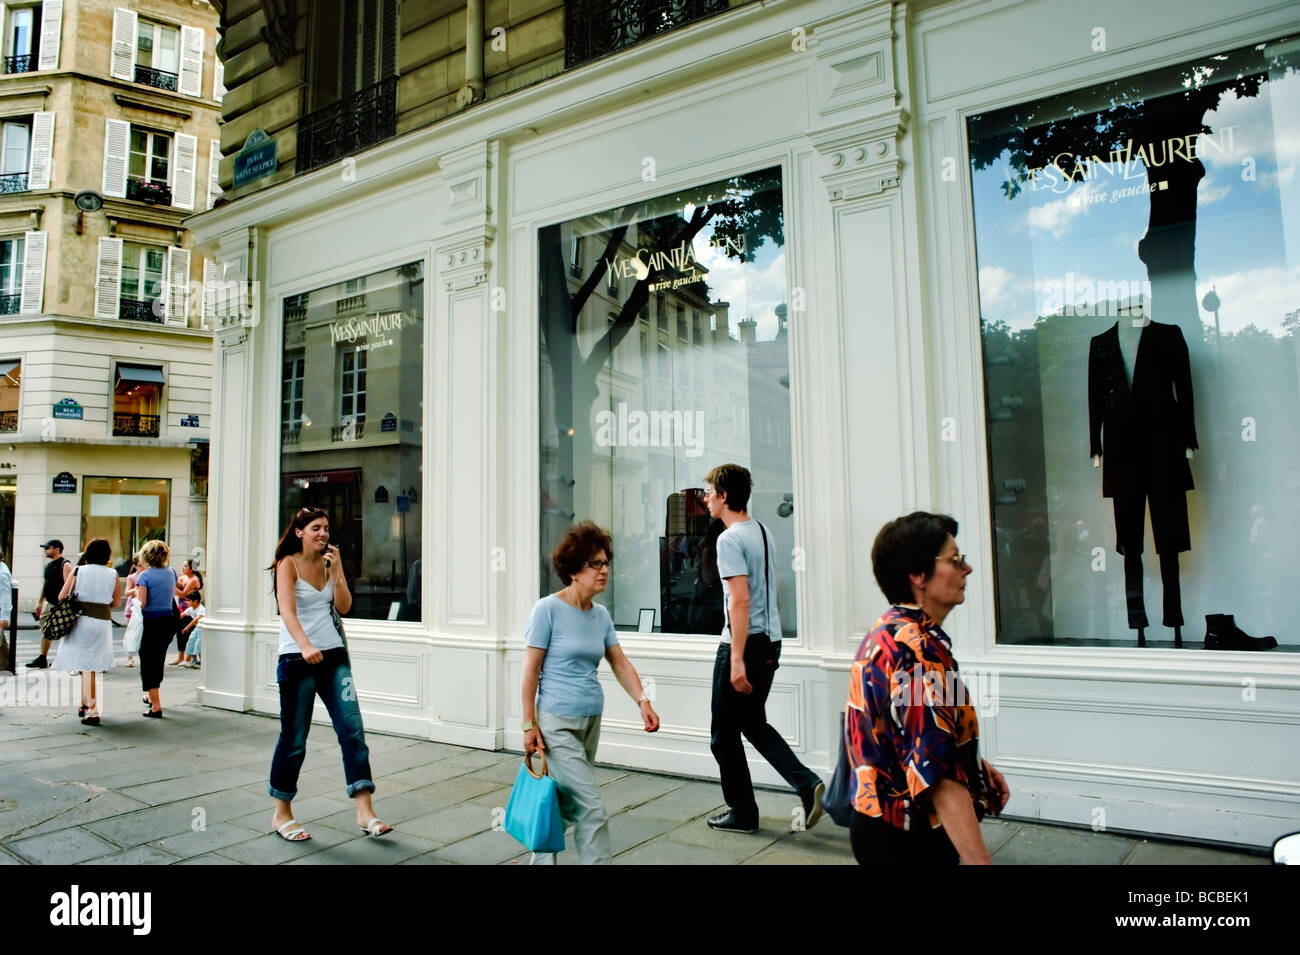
[{"left": 40, "top": 539, "right": 64, "bottom": 550}]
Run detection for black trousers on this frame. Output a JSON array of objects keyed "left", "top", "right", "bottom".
[
  {"left": 1113, "top": 490, "right": 1187, "bottom": 629},
  {"left": 709, "top": 634, "right": 820, "bottom": 826},
  {"left": 850, "top": 810, "right": 959, "bottom": 866},
  {"left": 139, "top": 615, "right": 176, "bottom": 692}
]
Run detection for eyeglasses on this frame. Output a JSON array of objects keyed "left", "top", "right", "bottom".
[
  {"left": 702, "top": 489, "right": 718, "bottom": 498},
  {"left": 937, "top": 553, "right": 968, "bottom": 569},
  {"left": 585, "top": 559, "right": 613, "bottom": 571}
]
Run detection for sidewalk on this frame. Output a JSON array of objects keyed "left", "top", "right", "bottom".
[{"left": 0, "top": 629, "right": 1268, "bottom": 865}]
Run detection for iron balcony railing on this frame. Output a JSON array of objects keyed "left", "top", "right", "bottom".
[
  {"left": 135, "top": 65, "right": 178, "bottom": 92},
  {"left": 0, "top": 411, "right": 16, "bottom": 432},
  {"left": 281, "top": 427, "right": 301, "bottom": 445},
  {"left": 330, "top": 420, "right": 366, "bottom": 441},
  {"left": 565, "top": 0, "right": 732, "bottom": 68},
  {"left": 297, "top": 76, "right": 398, "bottom": 174},
  {"left": 0, "top": 172, "right": 29, "bottom": 194},
  {"left": 126, "top": 179, "right": 172, "bottom": 204},
  {"left": 119, "top": 299, "right": 164, "bottom": 323},
  {"left": 0, "top": 292, "right": 19, "bottom": 315},
  {"left": 3, "top": 54, "right": 34, "bottom": 74},
  {"left": 113, "top": 413, "right": 161, "bottom": 437}
]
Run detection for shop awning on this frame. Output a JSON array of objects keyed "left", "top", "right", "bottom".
[{"left": 116, "top": 364, "right": 165, "bottom": 385}]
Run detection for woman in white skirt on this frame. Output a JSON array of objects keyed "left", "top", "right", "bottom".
[{"left": 51, "top": 539, "right": 121, "bottom": 726}]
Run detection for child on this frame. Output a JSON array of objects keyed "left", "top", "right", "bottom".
[{"left": 180, "top": 592, "right": 204, "bottom": 668}]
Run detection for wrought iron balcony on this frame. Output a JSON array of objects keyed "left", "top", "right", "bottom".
[
  {"left": 281, "top": 427, "right": 301, "bottom": 445},
  {"left": 4, "top": 54, "right": 34, "bottom": 74},
  {"left": 126, "top": 179, "right": 172, "bottom": 204},
  {"left": 0, "top": 293, "right": 19, "bottom": 315},
  {"left": 113, "top": 413, "right": 161, "bottom": 438},
  {"left": 297, "top": 76, "right": 398, "bottom": 174},
  {"left": 0, "top": 411, "right": 16, "bottom": 432},
  {"left": 330, "top": 420, "right": 366, "bottom": 441},
  {"left": 0, "top": 172, "right": 29, "bottom": 194},
  {"left": 565, "top": 0, "right": 732, "bottom": 68},
  {"left": 135, "top": 65, "right": 178, "bottom": 92},
  {"left": 119, "top": 299, "right": 164, "bottom": 323}
]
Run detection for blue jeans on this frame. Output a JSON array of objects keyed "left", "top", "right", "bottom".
[{"left": 268, "top": 647, "right": 375, "bottom": 800}]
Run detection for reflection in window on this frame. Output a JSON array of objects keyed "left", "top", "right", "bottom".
[
  {"left": 538, "top": 167, "right": 795, "bottom": 636},
  {"left": 968, "top": 35, "right": 1300, "bottom": 650},
  {"left": 278, "top": 262, "right": 424, "bottom": 621},
  {"left": 0, "top": 358, "right": 19, "bottom": 432},
  {"left": 82, "top": 476, "right": 170, "bottom": 560}
]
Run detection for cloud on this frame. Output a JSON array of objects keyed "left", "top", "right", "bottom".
[
  {"left": 978, "top": 266, "right": 1015, "bottom": 307},
  {"left": 1197, "top": 265, "right": 1300, "bottom": 337},
  {"left": 695, "top": 240, "right": 787, "bottom": 340},
  {"left": 1197, "top": 174, "right": 1232, "bottom": 205},
  {"left": 1024, "top": 180, "right": 1107, "bottom": 237}
]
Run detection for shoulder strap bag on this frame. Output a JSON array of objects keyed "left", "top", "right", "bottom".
[{"left": 41, "top": 568, "right": 81, "bottom": 641}]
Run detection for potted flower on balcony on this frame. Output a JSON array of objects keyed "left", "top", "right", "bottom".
[{"left": 128, "top": 179, "right": 170, "bottom": 204}]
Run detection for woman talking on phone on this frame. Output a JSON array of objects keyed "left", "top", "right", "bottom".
[{"left": 267, "top": 507, "right": 391, "bottom": 842}]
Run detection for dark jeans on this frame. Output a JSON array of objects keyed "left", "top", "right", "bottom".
[
  {"left": 850, "top": 810, "right": 960, "bottom": 866},
  {"left": 268, "top": 647, "right": 375, "bottom": 800},
  {"left": 709, "top": 634, "right": 821, "bottom": 826},
  {"left": 139, "top": 615, "right": 177, "bottom": 692}
]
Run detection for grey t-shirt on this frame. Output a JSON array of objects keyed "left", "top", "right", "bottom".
[{"left": 716, "top": 519, "right": 780, "bottom": 643}]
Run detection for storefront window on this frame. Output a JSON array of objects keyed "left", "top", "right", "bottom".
[
  {"left": 278, "top": 261, "right": 424, "bottom": 621},
  {"left": 968, "top": 36, "right": 1300, "bottom": 650},
  {"left": 82, "top": 477, "right": 170, "bottom": 561},
  {"left": 538, "top": 167, "right": 796, "bottom": 636}
]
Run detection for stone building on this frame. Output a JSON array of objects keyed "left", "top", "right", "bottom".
[{"left": 0, "top": 0, "right": 222, "bottom": 602}]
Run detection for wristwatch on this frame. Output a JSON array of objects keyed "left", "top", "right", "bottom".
[{"left": 522, "top": 720, "right": 536, "bottom": 731}]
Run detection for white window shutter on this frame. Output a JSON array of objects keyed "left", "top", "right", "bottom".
[
  {"left": 28, "top": 112, "right": 54, "bottom": 190},
  {"left": 171, "top": 132, "right": 197, "bottom": 210},
  {"left": 166, "top": 246, "right": 190, "bottom": 326},
  {"left": 207, "top": 140, "right": 221, "bottom": 209},
  {"left": 179, "top": 26, "right": 204, "bottom": 97},
  {"left": 213, "top": 58, "right": 226, "bottom": 101},
  {"left": 203, "top": 257, "right": 218, "bottom": 327},
  {"left": 102, "top": 118, "right": 129, "bottom": 198},
  {"left": 95, "top": 237, "right": 123, "bottom": 319},
  {"left": 110, "top": 8, "right": 137, "bottom": 81},
  {"left": 19, "top": 231, "right": 47, "bottom": 314},
  {"left": 38, "top": 1, "right": 63, "bottom": 70}
]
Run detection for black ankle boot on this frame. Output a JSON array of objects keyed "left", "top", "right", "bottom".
[{"left": 1204, "top": 613, "right": 1278, "bottom": 651}]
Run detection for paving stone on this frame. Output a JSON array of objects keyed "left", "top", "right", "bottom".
[
  {"left": 84, "top": 788, "right": 266, "bottom": 849},
  {"left": 414, "top": 774, "right": 507, "bottom": 807},
  {"left": 745, "top": 845, "right": 855, "bottom": 865},
  {"left": 993, "top": 825, "right": 1132, "bottom": 865},
  {"left": 662, "top": 819, "right": 780, "bottom": 859},
  {"left": 284, "top": 831, "right": 440, "bottom": 865},
  {"left": 622, "top": 781, "right": 725, "bottom": 823},
  {"left": 14, "top": 791, "right": 152, "bottom": 839},
  {"left": 176, "top": 853, "right": 242, "bottom": 864},
  {"left": 154, "top": 822, "right": 267, "bottom": 859},
  {"left": 0, "top": 847, "right": 22, "bottom": 864},
  {"left": 10, "top": 827, "right": 120, "bottom": 864},
  {"left": 387, "top": 760, "right": 470, "bottom": 788},
  {"left": 399, "top": 851, "right": 457, "bottom": 864},
  {"left": 599, "top": 775, "right": 684, "bottom": 814},
  {"left": 615, "top": 839, "right": 754, "bottom": 865},
  {"left": 607, "top": 813, "right": 679, "bottom": 854},
  {"left": 120, "top": 766, "right": 266, "bottom": 806},
  {"left": 1123, "top": 840, "right": 1269, "bottom": 865},
  {"left": 369, "top": 744, "right": 456, "bottom": 775},
  {"left": 468, "top": 758, "right": 530, "bottom": 786},
  {"left": 313, "top": 787, "right": 450, "bottom": 832},
  {"left": 215, "top": 823, "right": 352, "bottom": 864},
  {"left": 82, "top": 844, "right": 181, "bottom": 865},
  {"left": 467, "top": 785, "right": 512, "bottom": 810},
  {"left": 439, "top": 750, "right": 506, "bottom": 771},
  {"left": 979, "top": 818, "right": 1021, "bottom": 855},
  {"left": 430, "top": 828, "right": 526, "bottom": 865},
  {"left": 397, "top": 803, "right": 494, "bottom": 845}
]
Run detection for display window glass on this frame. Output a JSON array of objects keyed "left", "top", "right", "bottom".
[
  {"left": 968, "top": 36, "right": 1300, "bottom": 650},
  {"left": 81, "top": 476, "right": 170, "bottom": 562},
  {"left": 277, "top": 262, "right": 424, "bottom": 621},
  {"left": 538, "top": 167, "right": 796, "bottom": 636}
]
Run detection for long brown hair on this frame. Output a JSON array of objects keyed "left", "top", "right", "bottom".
[{"left": 269, "top": 507, "right": 329, "bottom": 572}]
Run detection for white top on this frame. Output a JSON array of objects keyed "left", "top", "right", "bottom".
[{"left": 277, "top": 567, "right": 344, "bottom": 655}]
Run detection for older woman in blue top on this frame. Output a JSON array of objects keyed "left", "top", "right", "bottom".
[
  {"left": 522, "top": 521, "right": 661, "bottom": 864},
  {"left": 267, "top": 507, "right": 390, "bottom": 843}
]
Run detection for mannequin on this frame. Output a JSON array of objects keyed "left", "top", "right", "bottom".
[{"left": 1088, "top": 313, "right": 1197, "bottom": 647}]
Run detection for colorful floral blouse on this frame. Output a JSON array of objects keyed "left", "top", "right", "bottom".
[{"left": 845, "top": 605, "right": 987, "bottom": 830}]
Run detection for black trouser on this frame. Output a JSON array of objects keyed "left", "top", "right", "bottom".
[
  {"left": 709, "top": 634, "right": 820, "bottom": 826},
  {"left": 140, "top": 615, "right": 176, "bottom": 692},
  {"left": 850, "top": 810, "right": 960, "bottom": 866},
  {"left": 1113, "top": 490, "right": 1188, "bottom": 629}
]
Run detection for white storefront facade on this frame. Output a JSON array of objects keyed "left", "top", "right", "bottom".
[{"left": 190, "top": 0, "right": 1300, "bottom": 848}]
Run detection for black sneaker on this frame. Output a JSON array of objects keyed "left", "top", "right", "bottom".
[
  {"left": 26, "top": 655, "right": 48, "bottom": 669},
  {"left": 801, "top": 780, "right": 826, "bottom": 830},
  {"left": 706, "top": 810, "right": 758, "bottom": 833}
]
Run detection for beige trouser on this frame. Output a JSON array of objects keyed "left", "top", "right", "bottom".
[{"left": 531, "top": 709, "right": 612, "bottom": 865}]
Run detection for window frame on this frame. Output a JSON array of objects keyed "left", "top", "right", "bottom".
[
  {"left": 136, "top": 16, "right": 180, "bottom": 76},
  {"left": 119, "top": 241, "right": 166, "bottom": 304},
  {"left": 128, "top": 128, "right": 172, "bottom": 186},
  {"left": 0, "top": 235, "right": 25, "bottom": 298}
]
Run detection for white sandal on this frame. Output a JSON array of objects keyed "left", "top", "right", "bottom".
[
  {"left": 359, "top": 818, "right": 393, "bottom": 837},
  {"left": 272, "top": 819, "right": 311, "bottom": 842}
]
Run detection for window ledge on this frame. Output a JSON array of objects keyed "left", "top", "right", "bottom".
[
  {"left": 0, "top": 82, "right": 52, "bottom": 101},
  {"left": 102, "top": 199, "right": 184, "bottom": 241},
  {"left": 112, "top": 91, "right": 193, "bottom": 120}
]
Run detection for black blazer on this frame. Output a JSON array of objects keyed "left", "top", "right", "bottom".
[{"left": 1087, "top": 320, "right": 1197, "bottom": 498}]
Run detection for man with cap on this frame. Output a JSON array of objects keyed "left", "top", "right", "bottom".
[{"left": 27, "top": 539, "right": 72, "bottom": 668}]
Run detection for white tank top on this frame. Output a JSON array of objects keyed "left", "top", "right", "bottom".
[{"left": 277, "top": 562, "right": 345, "bottom": 655}]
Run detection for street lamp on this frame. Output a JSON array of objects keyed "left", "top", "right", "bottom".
[
  {"left": 1202, "top": 286, "right": 1221, "bottom": 345},
  {"left": 74, "top": 190, "right": 104, "bottom": 235}
]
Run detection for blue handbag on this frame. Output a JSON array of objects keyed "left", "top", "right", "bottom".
[
  {"left": 825, "top": 710, "right": 855, "bottom": 827},
  {"left": 504, "top": 752, "right": 566, "bottom": 854}
]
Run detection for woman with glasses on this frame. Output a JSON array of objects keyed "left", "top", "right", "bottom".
[
  {"left": 521, "top": 521, "right": 660, "bottom": 864},
  {"left": 844, "top": 511, "right": 1011, "bottom": 865},
  {"left": 266, "top": 507, "right": 390, "bottom": 843}
]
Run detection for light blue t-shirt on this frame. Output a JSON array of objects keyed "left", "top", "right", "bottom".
[
  {"left": 716, "top": 519, "right": 781, "bottom": 643},
  {"left": 526, "top": 593, "right": 618, "bottom": 717}
]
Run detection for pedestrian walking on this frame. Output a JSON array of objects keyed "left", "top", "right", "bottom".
[
  {"left": 267, "top": 507, "right": 390, "bottom": 842},
  {"left": 50, "top": 538, "right": 120, "bottom": 726},
  {"left": 135, "top": 540, "right": 180, "bottom": 718},
  {"left": 521, "top": 521, "right": 660, "bottom": 864},
  {"left": 844, "top": 512, "right": 1010, "bottom": 865},
  {"left": 123, "top": 555, "right": 144, "bottom": 667},
  {"left": 27, "top": 539, "right": 72, "bottom": 668},
  {"left": 180, "top": 592, "right": 204, "bottom": 667},
  {"left": 702, "top": 463, "right": 824, "bottom": 833},
  {"left": 0, "top": 547, "right": 11, "bottom": 671},
  {"left": 171, "top": 560, "right": 202, "bottom": 665}
]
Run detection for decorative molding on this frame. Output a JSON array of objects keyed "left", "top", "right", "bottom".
[
  {"left": 260, "top": 0, "right": 298, "bottom": 67},
  {"left": 441, "top": 140, "right": 496, "bottom": 226},
  {"left": 437, "top": 236, "right": 492, "bottom": 292},
  {"left": 112, "top": 92, "right": 192, "bottom": 121},
  {"left": 808, "top": 107, "right": 909, "bottom": 202}
]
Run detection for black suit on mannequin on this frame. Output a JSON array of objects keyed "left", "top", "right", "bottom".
[{"left": 1088, "top": 320, "right": 1197, "bottom": 632}]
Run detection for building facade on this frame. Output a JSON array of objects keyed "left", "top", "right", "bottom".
[
  {"left": 191, "top": 0, "right": 1300, "bottom": 848},
  {"left": 0, "top": 0, "right": 222, "bottom": 598}
]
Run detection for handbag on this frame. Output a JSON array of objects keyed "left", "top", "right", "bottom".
[
  {"left": 825, "top": 710, "right": 855, "bottom": 827},
  {"left": 503, "top": 751, "right": 566, "bottom": 854},
  {"left": 41, "top": 569, "right": 81, "bottom": 641},
  {"left": 124, "top": 600, "right": 144, "bottom": 653},
  {"left": 330, "top": 602, "right": 348, "bottom": 647}
]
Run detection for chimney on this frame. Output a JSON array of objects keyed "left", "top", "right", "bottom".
[{"left": 737, "top": 318, "right": 757, "bottom": 344}]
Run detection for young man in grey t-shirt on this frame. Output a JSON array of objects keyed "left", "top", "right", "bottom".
[{"left": 703, "top": 463, "right": 823, "bottom": 833}]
